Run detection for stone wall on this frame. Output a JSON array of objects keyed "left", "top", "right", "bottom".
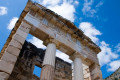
[
  {"left": 83, "top": 64, "right": 91, "bottom": 80},
  {"left": 8, "top": 41, "right": 72, "bottom": 80},
  {"left": 55, "top": 57, "right": 72, "bottom": 80}
]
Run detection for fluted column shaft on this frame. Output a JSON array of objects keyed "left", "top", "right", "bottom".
[
  {"left": 73, "top": 57, "right": 84, "bottom": 80},
  {"left": 40, "top": 43, "right": 56, "bottom": 80}
]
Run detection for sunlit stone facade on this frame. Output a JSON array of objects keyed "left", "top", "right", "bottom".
[{"left": 0, "top": 0, "right": 102, "bottom": 80}]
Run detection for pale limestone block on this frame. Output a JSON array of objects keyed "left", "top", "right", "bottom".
[
  {"left": 19, "top": 22, "right": 31, "bottom": 33},
  {"left": 6, "top": 45, "right": 20, "bottom": 57},
  {"left": 91, "top": 73, "right": 102, "bottom": 80},
  {"left": 0, "top": 72, "right": 9, "bottom": 80},
  {"left": 24, "top": 14, "right": 40, "bottom": 27},
  {"left": 89, "top": 64, "right": 102, "bottom": 80},
  {"left": 9, "top": 39, "right": 22, "bottom": 49},
  {"left": 0, "top": 60, "right": 14, "bottom": 74},
  {"left": 16, "top": 29, "right": 28, "bottom": 38},
  {"left": 90, "top": 68, "right": 101, "bottom": 75},
  {"left": 86, "top": 68, "right": 90, "bottom": 72},
  {"left": 84, "top": 73, "right": 90, "bottom": 78},
  {"left": 83, "top": 64, "right": 88, "bottom": 70},
  {"left": 0, "top": 78, "right": 5, "bottom": 80},
  {"left": 83, "top": 70, "right": 87, "bottom": 74},
  {"left": 1, "top": 51, "right": 17, "bottom": 64},
  {"left": 13, "top": 34, "right": 25, "bottom": 44}
]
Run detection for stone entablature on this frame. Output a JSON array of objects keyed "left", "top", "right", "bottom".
[
  {"left": 0, "top": 0, "right": 100, "bottom": 62},
  {"left": 23, "top": 2, "right": 99, "bottom": 65}
]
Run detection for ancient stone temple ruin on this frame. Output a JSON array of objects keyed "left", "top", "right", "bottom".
[{"left": 0, "top": 0, "right": 102, "bottom": 80}]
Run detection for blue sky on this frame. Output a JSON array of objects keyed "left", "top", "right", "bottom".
[{"left": 0, "top": 0, "right": 120, "bottom": 79}]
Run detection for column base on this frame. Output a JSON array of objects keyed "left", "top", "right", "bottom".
[{"left": 40, "top": 64, "right": 54, "bottom": 80}]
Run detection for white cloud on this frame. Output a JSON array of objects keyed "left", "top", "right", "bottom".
[
  {"left": 28, "top": 37, "right": 46, "bottom": 49},
  {"left": 74, "top": 1, "right": 79, "bottom": 5},
  {"left": 107, "top": 60, "right": 120, "bottom": 72},
  {"left": 115, "top": 43, "right": 120, "bottom": 52},
  {"left": 48, "top": 0, "right": 75, "bottom": 22},
  {"left": 82, "top": 0, "right": 103, "bottom": 17},
  {"left": 96, "top": 1, "right": 104, "bottom": 8},
  {"left": 7, "top": 17, "right": 18, "bottom": 30},
  {"left": 97, "top": 41, "right": 119, "bottom": 66},
  {"left": 82, "top": 0, "right": 96, "bottom": 17},
  {"left": 42, "top": 0, "right": 61, "bottom": 6},
  {"left": 79, "top": 22, "right": 101, "bottom": 43},
  {"left": 33, "top": 0, "right": 76, "bottom": 22},
  {"left": 79, "top": 22, "right": 119, "bottom": 70},
  {"left": 0, "top": 6, "right": 7, "bottom": 15},
  {"left": 56, "top": 50, "right": 72, "bottom": 63}
]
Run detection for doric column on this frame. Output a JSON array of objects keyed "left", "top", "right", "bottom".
[
  {"left": 89, "top": 63, "right": 102, "bottom": 80},
  {"left": 74, "top": 58, "right": 84, "bottom": 80},
  {"left": 40, "top": 41, "right": 56, "bottom": 80},
  {"left": 0, "top": 21, "right": 31, "bottom": 80},
  {"left": 70, "top": 53, "right": 84, "bottom": 80}
]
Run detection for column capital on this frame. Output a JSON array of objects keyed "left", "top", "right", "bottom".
[
  {"left": 70, "top": 52, "right": 81, "bottom": 61},
  {"left": 70, "top": 50, "right": 88, "bottom": 61},
  {"left": 43, "top": 36, "right": 60, "bottom": 49}
]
